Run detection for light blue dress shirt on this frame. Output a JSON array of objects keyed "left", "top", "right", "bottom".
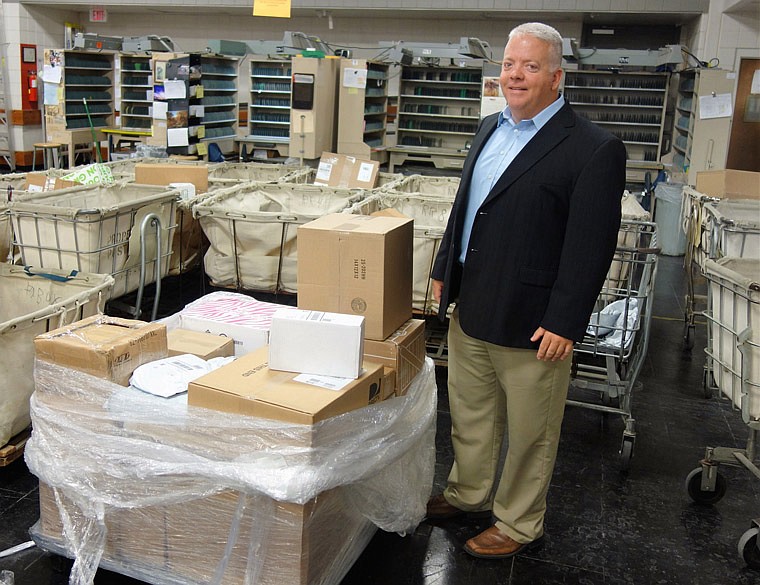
[{"left": 459, "top": 94, "right": 565, "bottom": 264}]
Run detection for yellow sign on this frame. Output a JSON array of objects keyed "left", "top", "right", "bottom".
[
  {"left": 253, "top": 0, "right": 291, "bottom": 18},
  {"left": 196, "top": 142, "right": 208, "bottom": 156}
]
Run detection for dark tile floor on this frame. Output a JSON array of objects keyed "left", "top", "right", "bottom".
[{"left": 1, "top": 255, "right": 759, "bottom": 584}]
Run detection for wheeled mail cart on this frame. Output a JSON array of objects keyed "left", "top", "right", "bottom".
[
  {"left": 684, "top": 257, "right": 760, "bottom": 569},
  {"left": 681, "top": 186, "right": 721, "bottom": 350},
  {"left": 9, "top": 182, "right": 178, "bottom": 310},
  {"left": 193, "top": 182, "right": 362, "bottom": 293},
  {"left": 568, "top": 220, "right": 659, "bottom": 471},
  {"left": 0, "top": 264, "right": 113, "bottom": 452}
]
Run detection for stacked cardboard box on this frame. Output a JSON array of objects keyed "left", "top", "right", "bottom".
[
  {"left": 188, "top": 346, "right": 384, "bottom": 425},
  {"left": 34, "top": 315, "right": 167, "bottom": 386},
  {"left": 297, "top": 212, "right": 426, "bottom": 398},
  {"left": 297, "top": 212, "right": 414, "bottom": 341},
  {"left": 37, "top": 482, "right": 376, "bottom": 585}
]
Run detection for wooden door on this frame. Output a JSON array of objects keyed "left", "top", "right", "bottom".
[{"left": 726, "top": 58, "right": 760, "bottom": 171}]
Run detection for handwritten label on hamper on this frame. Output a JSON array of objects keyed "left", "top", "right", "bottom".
[{"left": 293, "top": 373, "right": 355, "bottom": 391}]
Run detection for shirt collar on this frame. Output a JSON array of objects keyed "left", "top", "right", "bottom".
[{"left": 497, "top": 93, "right": 564, "bottom": 130}]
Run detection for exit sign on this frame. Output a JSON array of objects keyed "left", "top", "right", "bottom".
[{"left": 89, "top": 6, "right": 108, "bottom": 22}]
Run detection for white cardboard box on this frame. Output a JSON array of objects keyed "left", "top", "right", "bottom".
[{"left": 269, "top": 308, "right": 365, "bottom": 379}]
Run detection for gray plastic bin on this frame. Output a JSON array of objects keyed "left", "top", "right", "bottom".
[{"left": 654, "top": 182, "right": 687, "bottom": 256}]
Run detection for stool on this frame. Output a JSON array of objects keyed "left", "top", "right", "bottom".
[{"left": 32, "top": 142, "right": 62, "bottom": 171}]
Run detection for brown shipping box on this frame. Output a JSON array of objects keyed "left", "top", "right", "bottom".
[
  {"left": 37, "top": 482, "right": 374, "bottom": 585},
  {"left": 34, "top": 315, "right": 167, "bottom": 386},
  {"left": 695, "top": 170, "right": 760, "bottom": 200},
  {"left": 313, "top": 152, "right": 380, "bottom": 189},
  {"left": 134, "top": 162, "right": 209, "bottom": 193},
  {"left": 297, "top": 213, "right": 413, "bottom": 341},
  {"left": 188, "top": 346, "right": 384, "bottom": 425},
  {"left": 167, "top": 328, "right": 235, "bottom": 360},
  {"left": 364, "top": 319, "right": 426, "bottom": 397},
  {"left": 23, "top": 174, "right": 79, "bottom": 192}
]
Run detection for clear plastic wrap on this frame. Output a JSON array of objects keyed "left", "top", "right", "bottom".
[{"left": 26, "top": 356, "right": 437, "bottom": 585}]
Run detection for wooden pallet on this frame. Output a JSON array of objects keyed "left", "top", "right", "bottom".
[{"left": 0, "top": 427, "right": 31, "bottom": 467}]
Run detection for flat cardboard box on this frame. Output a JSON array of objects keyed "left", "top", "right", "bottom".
[
  {"left": 269, "top": 308, "right": 364, "bottom": 379},
  {"left": 134, "top": 162, "right": 208, "bottom": 193},
  {"left": 188, "top": 346, "right": 384, "bottom": 425},
  {"left": 167, "top": 328, "right": 234, "bottom": 360},
  {"left": 23, "top": 174, "right": 79, "bottom": 192},
  {"left": 297, "top": 213, "right": 413, "bottom": 341},
  {"left": 34, "top": 315, "right": 167, "bottom": 386},
  {"left": 695, "top": 170, "right": 760, "bottom": 200},
  {"left": 364, "top": 319, "right": 426, "bottom": 396},
  {"left": 313, "top": 152, "right": 379, "bottom": 189}
]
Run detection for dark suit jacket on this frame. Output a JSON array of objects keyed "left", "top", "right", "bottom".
[{"left": 431, "top": 102, "right": 626, "bottom": 348}]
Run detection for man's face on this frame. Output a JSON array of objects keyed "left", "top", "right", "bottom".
[{"left": 499, "top": 34, "right": 563, "bottom": 122}]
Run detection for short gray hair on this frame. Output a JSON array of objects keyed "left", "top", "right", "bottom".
[{"left": 508, "top": 22, "right": 563, "bottom": 69}]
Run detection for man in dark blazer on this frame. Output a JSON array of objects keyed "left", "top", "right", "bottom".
[{"left": 426, "top": 23, "right": 625, "bottom": 558}]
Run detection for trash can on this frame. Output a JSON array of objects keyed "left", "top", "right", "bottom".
[{"left": 654, "top": 182, "right": 687, "bottom": 256}]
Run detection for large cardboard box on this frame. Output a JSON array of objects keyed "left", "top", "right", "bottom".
[
  {"left": 696, "top": 170, "right": 760, "bottom": 200},
  {"left": 188, "top": 346, "right": 384, "bottom": 425},
  {"left": 34, "top": 315, "right": 167, "bottom": 386},
  {"left": 37, "top": 482, "right": 375, "bottom": 585},
  {"left": 297, "top": 213, "right": 413, "bottom": 341},
  {"left": 313, "top": 152, "right": 380, "bottom": 189},
  {"left": 364, "top": 319, "right": 426, "bottom": 397},
  {"left": 269, "top": 308, "right": 364, "bottom": 378},
  {"left": 134, "top": 162, "right": 209, "bottom": 193},
  {"left": 167, "top": 328, "right": 234, "bottom": 360}
]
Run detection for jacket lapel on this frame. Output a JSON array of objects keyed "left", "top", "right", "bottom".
[{"left": 482, "top": 103, "right": 576, "bottom": 207}]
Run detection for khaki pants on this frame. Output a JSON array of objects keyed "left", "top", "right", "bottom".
[{"left": 443, "top": 309, "right": 571, "bottom": 543}]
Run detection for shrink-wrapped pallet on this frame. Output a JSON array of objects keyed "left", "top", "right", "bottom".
[{"left": 26, "top": 355, "right": 437, "bottom": 585}]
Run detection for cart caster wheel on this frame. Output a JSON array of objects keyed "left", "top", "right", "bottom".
[
  {"left": 683, "top": 321, "right": 695, "bottom": 350},
  {"left": 619, "top": 436, "right": 634, "bottom": 471},
  {"left": 738, "top": 527, "right": 760, "bottom": 570},
  {"left": 702, "top": 370, "right": 714, "bottom": 399},
  {"left": 602, "top": 393, "right": 620, "bottom": 408},
  {"left": 685, "top": 467, "right": 727, "bottom": 505}
]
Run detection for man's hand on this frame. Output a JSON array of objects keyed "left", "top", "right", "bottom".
[
  {"left": 432, "top": 279, "right": 444, "bottom": 304},
  {"left": 530, "top": 327, "right": 573, "bottom": 362}
]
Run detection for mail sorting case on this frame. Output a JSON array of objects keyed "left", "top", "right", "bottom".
[
  {"left": 0, "top": 264, "right": 114, "bottom": 447},
  {"left": 9, "top": 182, "right": 178, "bottom": 300},
  {"left": 193, "top": 182, "right": 363, "bottom": 293},
  {"left": 345, "top": 174, "right": 459, "bottom": 315}
]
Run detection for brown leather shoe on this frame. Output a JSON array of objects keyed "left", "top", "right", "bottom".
[
  {"left": 425, "top": 494, "right": 492, "bottom": 521},
  {"left": 464, "top": 525, "right": 544, "bottom": 559}
]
